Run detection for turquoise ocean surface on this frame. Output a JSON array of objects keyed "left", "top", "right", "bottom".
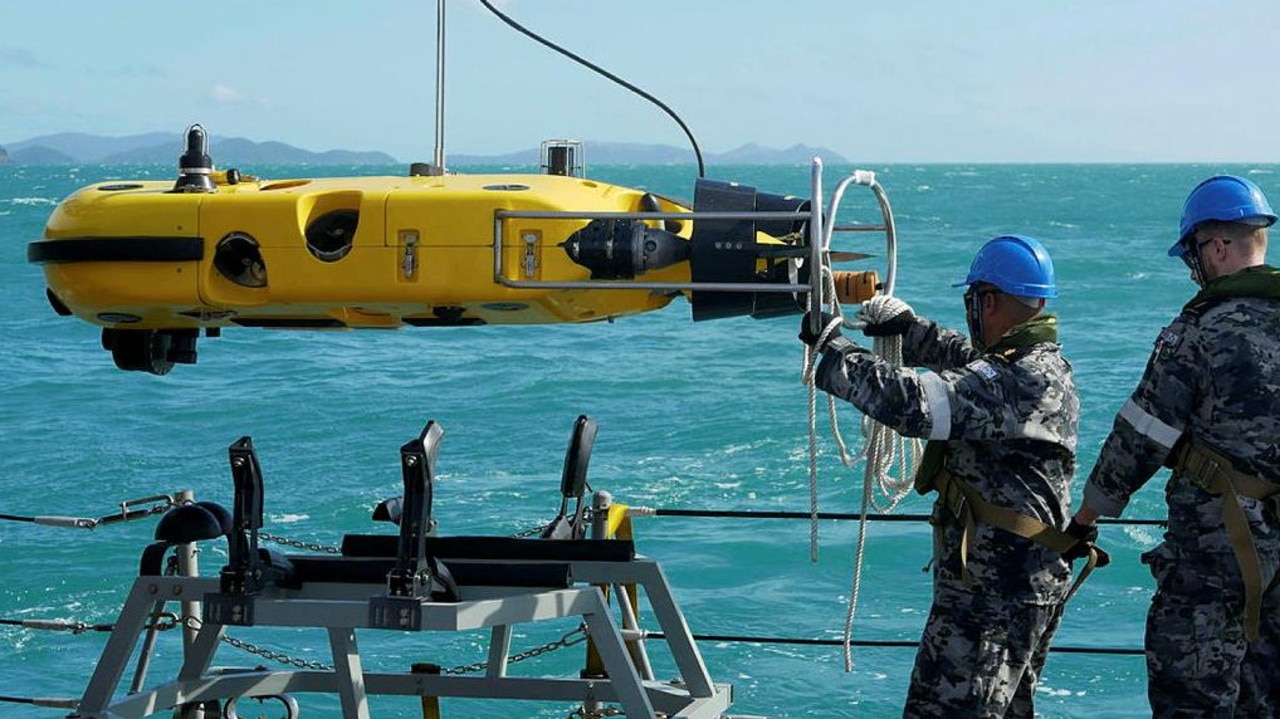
[{"left": 2, "top": 162, "right": 1277, "bottom": 718}]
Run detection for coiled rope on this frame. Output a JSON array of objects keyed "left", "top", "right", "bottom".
[
  {"left": 801, "top": 271, "right": 923, "bottom": 671},
  {"left": 840, "top": 296, "right": 923, "bottom": 671}
]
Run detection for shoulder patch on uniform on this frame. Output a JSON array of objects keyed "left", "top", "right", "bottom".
[
  {"left": 965, "top": 359, "right": 999, "bottom": 380},
  {"left": 1153, "top": 327, "right": 1181, "bottom": 359}
]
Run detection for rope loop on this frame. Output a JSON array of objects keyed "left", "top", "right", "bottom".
[{"left": 799, "top": 230, "right": 922, "bottom": 671}]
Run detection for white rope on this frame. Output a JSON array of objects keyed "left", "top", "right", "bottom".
[
  {"left": 802, "top": 262, "right": 854, "bottom": 563},
  {"left": 801, "top": 288, "right": 923, "bottom": 670},
  {"left": 839, "top": 298, "right": 924, "bottom": 671},
  {"left": 843, "top": 456, "right": 876, "bottom": 671}
]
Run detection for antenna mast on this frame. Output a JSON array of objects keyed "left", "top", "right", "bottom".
[{"left": 431, "top": 0, "right": 447, "bottom": 174}]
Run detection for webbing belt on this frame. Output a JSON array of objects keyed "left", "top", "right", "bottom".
[
  {"left": 933, "top": 470, "right": 1100, "bottom": 602},
  {"left": 1174, "top": 440, "right": 1280, "bottom": 643}
]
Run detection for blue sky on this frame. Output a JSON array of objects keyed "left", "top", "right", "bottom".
[{"left": 2, "top": 0, "right": 1278, "bottom": 163}]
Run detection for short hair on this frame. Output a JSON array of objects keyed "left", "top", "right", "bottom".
[{"left": 1196, "top": 220, "right": 1267, "bottom": 254}]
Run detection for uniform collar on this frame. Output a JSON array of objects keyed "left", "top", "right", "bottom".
[
  {"left": 986, "top": 314, "right": 1058, "bottom": 356},
  {"left": 1187, "top": 264, "right": 1280, "bottom": 308}
]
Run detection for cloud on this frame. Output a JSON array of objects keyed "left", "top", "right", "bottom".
[
  {"left": 213, "top": 84, "right": 270, "bottom": 107},
  {"left": 213, "top": 84, "right": 249, "bottom": 103},
  {"left": 0, "top": 46, "right": 49, "bottom": 69}
]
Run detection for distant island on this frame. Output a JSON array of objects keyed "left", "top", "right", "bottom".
[
  {"left": 0, "top": 132, "right": 397, "bottom": 166},
  {"left": 0, "top": 132, "right": 846, "bottom": 167}
]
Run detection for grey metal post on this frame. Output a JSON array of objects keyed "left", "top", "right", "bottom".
[{"left": 173, "top": 489, "right": 201, "bottom": 650}]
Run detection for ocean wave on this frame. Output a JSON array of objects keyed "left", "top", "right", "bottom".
[{"left": 5, "top": 197, "right": 58, "bottom": 206}]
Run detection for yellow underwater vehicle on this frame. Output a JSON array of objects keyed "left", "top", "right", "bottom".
[{"left": 29, "top": 126, "right": 880, "bottom": 375}]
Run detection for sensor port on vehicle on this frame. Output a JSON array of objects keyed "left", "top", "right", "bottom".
[
  {"left": 213, "top": 232, "right": 268, "bottom": 288},
  {"left": 305, "top": 209, "right": 359, "bottom": 262}
]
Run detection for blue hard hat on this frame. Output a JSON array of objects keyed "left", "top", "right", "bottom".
[
  {"left": 1169, "top": 175, "right": 1277, "bottom": 257},
  {"left": 952, "top": 235, "right": 1058, "bottom": 298}
]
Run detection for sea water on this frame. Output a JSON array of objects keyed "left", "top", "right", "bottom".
[{"left": 1, "top": 162, "right": 1274, "bottom": 718}]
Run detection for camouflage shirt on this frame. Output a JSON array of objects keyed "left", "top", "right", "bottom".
[
  {"left": 1084, "top": 270, "right": 1280, "bottom": 564},
  {"left": 816, "top": 315, "right": 1078, "bottom": 603}
]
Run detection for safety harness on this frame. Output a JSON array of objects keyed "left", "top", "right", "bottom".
[
  {"left": 926, "top": 469, "right": 1102, "bottom": 602},
  {"left": 1171, "top": 439, "right": 1280, "bottom": 642},
  {"left": 1160, "top": 265, "right": 1280, "bottom": 641},
  {"left": 914, "top": 315, "right": 1102, "bottom": 601}
]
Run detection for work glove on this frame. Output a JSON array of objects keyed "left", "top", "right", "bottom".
[
  {"left": 1062, "top": 519, "right": 1112, "bottom": 568},
  {"left": 856, "top": 295, "right": 916, "bottom": 337},
  {"left": 798, "top": 310, "right": 842, "bottom": 351}
]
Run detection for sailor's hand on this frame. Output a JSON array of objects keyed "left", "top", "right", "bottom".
[
  {"left": 1092, "top": 545, "right": 1112, "bottom": 568},
  {"left": 799, "top": 310, "right": 841, "bottom": 351},
  {"left": 1062, "top": 519, "right": 1111, "bottom": 567},
  {"left": 857, "top": 295, "right": 916, "bottom": 337}
]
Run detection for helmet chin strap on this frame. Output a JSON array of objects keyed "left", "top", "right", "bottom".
[
  {"left": 1185, "top": 240, "right": 1208, "bottom": 288},
  {"left": 965, "top": 291, "right": 987, "bottom": 350}
]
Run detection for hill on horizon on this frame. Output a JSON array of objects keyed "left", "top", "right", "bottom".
[
  {"left": 0, "top": 132, "right": 847, "bottom": 167},
  {"left": 0, "top": 132, "right": 397, "bottom": 166}
]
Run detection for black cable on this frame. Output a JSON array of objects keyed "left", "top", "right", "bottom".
[
  {"left": 1, "top": 504, "right": 168, "bottom": 528},
  {"left": 652, "top": 632, "right": 1144, "bottom": 656},
  {"left": 0, "top": 696, "right": 77, "bottom": 709},
  {"left": 0, "top": 618, "right": 115, "bottom": 633},
  {"left": 476, "top": 0, "right": 706, "bottom": 178},
  {"left": 652, "top": 507, "right": 1167, "bottom": 527}
]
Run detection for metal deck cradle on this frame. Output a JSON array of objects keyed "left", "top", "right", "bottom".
[{"left": 70, "top": 418, "right": 735, "bottom": 719}]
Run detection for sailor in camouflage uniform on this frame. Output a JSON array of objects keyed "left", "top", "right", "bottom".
[
  {"left": 800, "top": 235, "right": 1091, "bottom": 719},
  {"left": 1072, "top": 175, "right": 1280, "bottom": 718}
]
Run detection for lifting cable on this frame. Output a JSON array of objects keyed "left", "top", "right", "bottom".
[{"left": 475, "top": 0, "right": 706, "bottom": 177}]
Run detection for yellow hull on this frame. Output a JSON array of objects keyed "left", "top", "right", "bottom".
[{"left": 33, "top": 172, "right": 691, "bottom": 329}]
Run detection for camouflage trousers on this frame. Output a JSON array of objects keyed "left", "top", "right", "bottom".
[
  {"left": 1143, "top": 543, "right": 1280, "bottom": 718},
  {"left": 903, "top": 584, "right": 1063, "bottom": 719}
]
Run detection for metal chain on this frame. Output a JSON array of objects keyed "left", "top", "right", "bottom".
[
  {"left": 180, "top": 615, "right": 333, "bottom": 671},
  {"left": 147, "top": 612, "right": 182, "bottom": 632},
  {"left": 444, "top": 623, "right": 589, "bottom": 675},
  {"left": 258, "top": 532, "right": 342, "bottom": 554},
  {"left": 512, "top": 523, "right": 550, "bottom": 538},
  {"left": 180, "top": 616, "right": 587, "bottom": 676},
  {"left": 219, "top": 633, "right": 335, "bottom": 671}
]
